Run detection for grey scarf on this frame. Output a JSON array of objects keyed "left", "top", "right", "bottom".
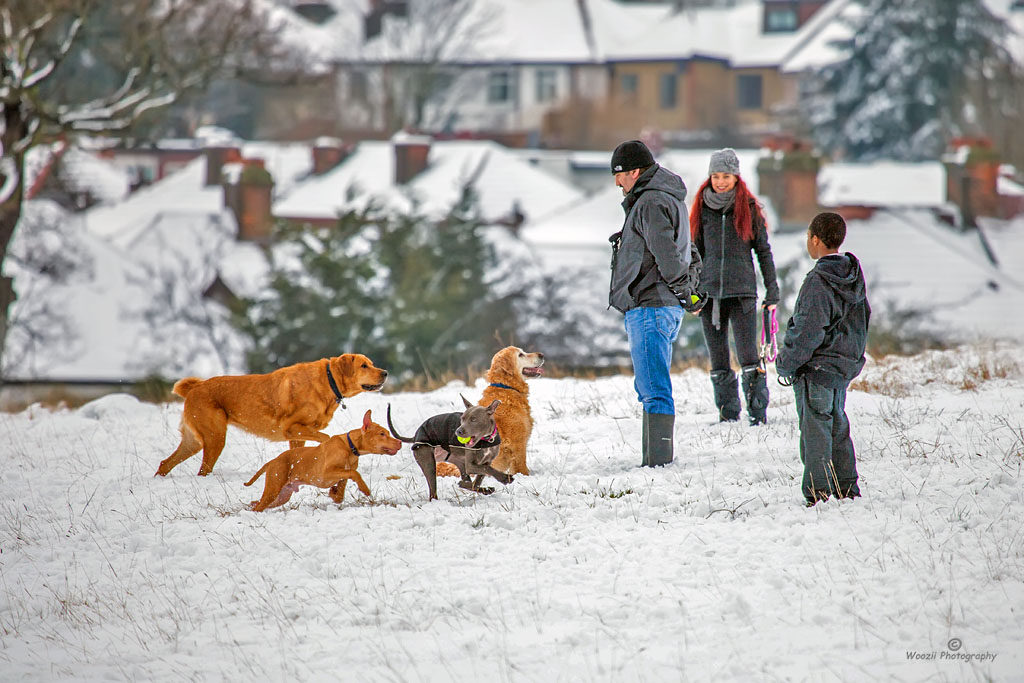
[
  {"left": 702, "top": 185, "right": 736, "bottom": 212},
  {"left": 702, "top": 186, "right": 736, "bottom": 329}
]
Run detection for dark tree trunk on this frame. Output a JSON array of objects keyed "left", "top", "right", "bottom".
[{"left": 1, "top": 101, "right": 29, "bottom": 383}]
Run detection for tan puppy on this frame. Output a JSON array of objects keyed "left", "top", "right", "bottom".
[
  {"left": 480, "top": 346, "right": 544, "bottom": 475},
  {"left": 244, "top": 410, "right": 401, "bottom": 512},
  {"left": 156, "top": 354, "right": 388, "bottom": 477}
]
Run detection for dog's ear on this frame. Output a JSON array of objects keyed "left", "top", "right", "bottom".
[
  {"left": 362, "top": 409, "right": 372, "bottom": 431},
  {"left": 461, "top": 394, "right": 473, "bottom": 409},
  {"left": 486, "top": 399, "right": 501, "bottom": 414}
]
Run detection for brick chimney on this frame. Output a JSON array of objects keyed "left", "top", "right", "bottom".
[
  {"left": 311, "top": 137, "right": 348, "bottom": 175},
  {"left": 205, "top": 145, "right": 242, "bottom": 187},
  {"left": 223, "top": 158, "right": 274, "bottom": 242},
  {"left": 365, "top": 0, "right": 409, "bottom": 40},
  {"left": 944, "top": 136, "right": 1001, "bottom": 225},
  {"left": 757, "top": 135, "right": 821, "bottom": 228},
  {"left": 393, "top": 134, "right": 431, "bottom": 185}
]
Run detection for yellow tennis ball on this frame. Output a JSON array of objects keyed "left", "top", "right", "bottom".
[{"left": 456, "top": 434, "right": 471, "bottom": 445}]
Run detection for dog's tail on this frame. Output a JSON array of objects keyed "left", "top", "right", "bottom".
[
  {"left": 244, "top": 462, "right": 271, "bottom": 487},
  {"left": 172, "top": 377, "right": 203, "bottom": 398},
  {"left": 386, "top": 404, "right": 416, "bottom": 443}
]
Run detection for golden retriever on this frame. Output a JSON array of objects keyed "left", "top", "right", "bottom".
[
  {"left": 479, "top": 346, "right": 544, "bottom": 475},
  {"left": 155, "top": 354, "right": 388, "bottom": 477}
]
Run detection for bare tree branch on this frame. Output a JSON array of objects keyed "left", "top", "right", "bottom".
[{"left": 1, "top": 0, "right": 310, "bottom": 380}]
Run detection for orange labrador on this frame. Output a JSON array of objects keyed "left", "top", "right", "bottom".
[
  {"left": 480, "top": 346, "right": 544, "bottom": 475},
  {"left": 155, "top": 354, "right": 388, "bottom": 477},
  {"left": 244, "top": 410, "right": 401, "bottom": 512}
]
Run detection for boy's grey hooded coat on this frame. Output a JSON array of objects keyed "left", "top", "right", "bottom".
[
  {"left": 608, "top": 164, "right": 700, "bottom": 313},
  {"left": 777, "top": 253, "right": 871, "bottom": 388}
]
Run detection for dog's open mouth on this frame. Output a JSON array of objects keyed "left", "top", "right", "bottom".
[
  {"left": 362, "top": 382, "right": 386, "bottom": 391},
  {"left": 522, "top": 367, "right": 544, "bottom": 378}
]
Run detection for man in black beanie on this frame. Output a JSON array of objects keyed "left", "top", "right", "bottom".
[{"left": 608, "top": 139, "right": 702, "bottom": 467}]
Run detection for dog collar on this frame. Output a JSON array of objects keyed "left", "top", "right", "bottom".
[
  {"left": 326, "top": 361, "right": 347, "bottom": 409},
  {"left": 346, "top": 432, "right": 360, "bottom": 456},
  {"left": 482, "top": 424, "right": 499, "bottom": 442},
  {"left": 489, "top": 382, "right": 521, "bottom": 393}
]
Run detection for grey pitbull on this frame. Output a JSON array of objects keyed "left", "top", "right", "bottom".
[{"left": 386, "top": 396, "right": 514, "bottom": 500}]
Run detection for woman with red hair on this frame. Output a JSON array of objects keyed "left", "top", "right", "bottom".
[{"left": 690, "top": 148, "right": 779, "bottom": 425}]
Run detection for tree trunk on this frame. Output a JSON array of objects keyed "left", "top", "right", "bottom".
[{"left": 0, "top": 105, "right": 28, "bottom": 384}]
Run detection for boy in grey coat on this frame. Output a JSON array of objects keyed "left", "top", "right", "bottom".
[{"left": 777, "top": 212, "right": 870, "bottom": 506}]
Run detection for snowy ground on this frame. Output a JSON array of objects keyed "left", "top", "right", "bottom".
[{"left": 1, "top": 344, "right": 1023, "bottom": 682}]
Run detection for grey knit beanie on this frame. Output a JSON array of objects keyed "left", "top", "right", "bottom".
[{"left": 708, "top": 148, "right": 740, "bottom": 175}]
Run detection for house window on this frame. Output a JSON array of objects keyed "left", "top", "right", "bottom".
[
  {"left": 659, "top": 73, "right": 677, "bottom": 109},
  {"left": 765, "top": 7, "right": 798, "bottom": 32},
  {"left": 487, "top": 70, "right": 515, "bottom": 104},
  {"left": 535, "top": 69, "right": 557, "bottom": 103},
  {"left": 350, "top": 71, "right": 368, "bottom": 101},
  {"left": 737, "top": 74, "right": 763, "bottom": 110},
  {"left": 620, "top": 73, "right": 638, "bottom": 98}
]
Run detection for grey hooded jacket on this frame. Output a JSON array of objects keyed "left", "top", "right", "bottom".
[
  {"left": 777, "top": 253, "right": 871, "bottom": 388},
  {"left": 608, "top": 164, "right": 699, "bottom": 313}
]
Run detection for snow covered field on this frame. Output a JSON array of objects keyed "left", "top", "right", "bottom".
[{"left": 1, "top": 344, "right": 1022, "bottom": 682}]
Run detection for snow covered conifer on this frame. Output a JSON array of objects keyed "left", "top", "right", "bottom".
[{"left": 806, "top": 0, "right": 1016, "bottom": 161}]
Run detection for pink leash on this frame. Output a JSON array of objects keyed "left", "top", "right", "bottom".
[{"left": 760, "top": 307, "right": 778, "bottom": 364}]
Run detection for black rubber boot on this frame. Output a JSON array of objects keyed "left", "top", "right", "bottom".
[
  {"left": 710, "top": 370, "right": 741, "bottom": 422},
  {"left": 640, "top": 411, "right": 650, "bottom": 467},
  {"left": 645, "top": 413, "right": 675, "bottom": 467},
  {"left": 742, "top": 364, "right": 769, "bottom": 426}
]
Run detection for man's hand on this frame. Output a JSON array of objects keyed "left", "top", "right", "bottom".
[{"left": 679, "top": 290, "right": 707, "bottom": 314}]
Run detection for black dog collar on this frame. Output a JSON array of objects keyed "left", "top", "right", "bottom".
[
  {"left": 347, "top": 432, "right": 360, "bottom": 456},
  {"left": 326, "top": 361, "right": 347, "bottom": 409}
]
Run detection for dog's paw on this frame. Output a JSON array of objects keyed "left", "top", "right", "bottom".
[
  {"left": 497, "top": 473, "right": 515, "bottom": 485},
  {"left": 457, "top": 480, "right": 493, "bottom": 494}
]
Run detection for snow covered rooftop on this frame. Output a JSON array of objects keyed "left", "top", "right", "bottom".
[
  {"left": 603, "top": 0, "right": 803, "bottom": 67},
  {"left": 771, "top": 210, "right": 1024, "bottom": 340},
  {"left": 273, "top": 138, "right": 586, "bottom": 224},
  {"left": 83, "top": 142, "right": 313, "bottom": 249},
  {"left": 818, "top": 161, "right": 947, "bottom": 208},
  {"left": 24, "top": 143, "right": 131, "bottom": 205},
  {"left": 352, "top": 0, "right": 853, "bottom": 68}
]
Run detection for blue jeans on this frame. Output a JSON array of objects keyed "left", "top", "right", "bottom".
[{"left": 624, "top": 306, "right": 683, "bottom": 415}]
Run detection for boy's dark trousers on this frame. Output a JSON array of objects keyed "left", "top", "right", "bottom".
[{"left": 793, "top": 376, "right": 861, "bottom": 503}]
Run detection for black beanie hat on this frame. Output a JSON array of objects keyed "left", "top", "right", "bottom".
[{"left": 611, "top": 140, "right": 655, "bottom": 174}]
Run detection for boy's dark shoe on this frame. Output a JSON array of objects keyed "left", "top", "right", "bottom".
[
  {"left": 836, "top": 480, "right": 861, "bottom": 499},
  {"left": 805, "top": 490, "right": 832, "bottom": 507}
]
